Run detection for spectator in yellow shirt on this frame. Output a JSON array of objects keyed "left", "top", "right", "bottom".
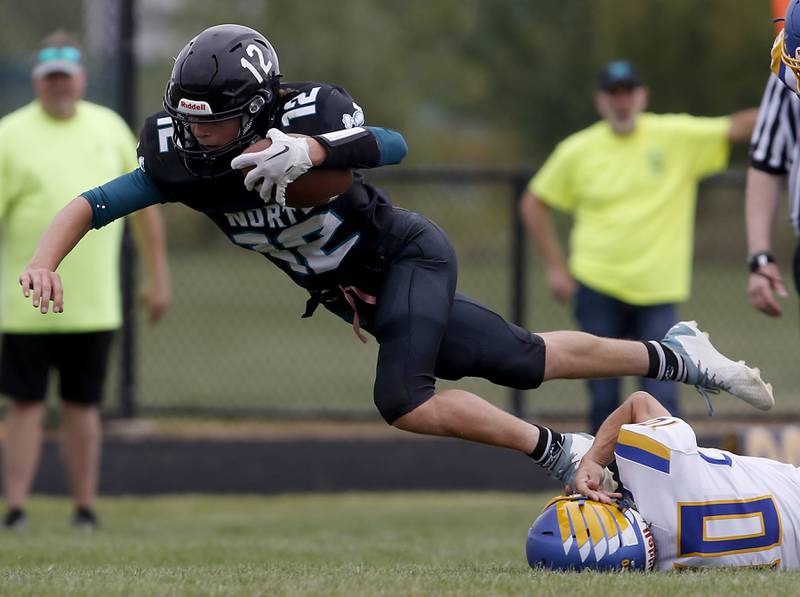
[
  {"left": 520, "top": 60, "right": 757, "bottom": 432},
  {"left": 0, "top": 32, "right": 170, "bottom": 530}
]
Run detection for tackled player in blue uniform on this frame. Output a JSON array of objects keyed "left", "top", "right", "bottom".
[{"left": 20, "top": 25, "right": 775, "bottom": 488}]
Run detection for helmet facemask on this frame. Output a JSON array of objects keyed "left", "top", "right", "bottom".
[
  {"left": 780, "top": 1, "right": 800, "bottom": 92},
  {"left": 782, "top": 31, "right": 800, "bottom": 84},
  {"left": 164, "top": 89, "right": 276, "bottom": 178}
]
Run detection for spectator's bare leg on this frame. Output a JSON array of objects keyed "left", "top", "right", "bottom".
[
  {"left": 3, "top": 402, "right": 46, "bottom": 508},
  {"left": 540, "top": 331, "right": 649, "bottom": 380},
  {"left": 60, "top": 403, "right": 100, "bottom": 509}
]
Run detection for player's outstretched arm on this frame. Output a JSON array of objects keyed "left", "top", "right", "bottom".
[
  {"left": 574, "top": 392, "right": 670, "bottom": 502},
  {"left": 19, "top": 196, "right": 93, "bottom": 314}
]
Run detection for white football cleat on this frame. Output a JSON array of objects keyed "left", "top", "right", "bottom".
[{"left": 661, "top": 320, "right": 774, "bottom": 412}]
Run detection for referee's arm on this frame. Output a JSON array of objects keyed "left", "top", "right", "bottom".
[{"left": 745, "top": 76, "right": 795, "bottom": 316}]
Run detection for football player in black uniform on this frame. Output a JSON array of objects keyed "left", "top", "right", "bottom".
[{"left": 19, "top": 25, "right": 774, "bottom": 489}]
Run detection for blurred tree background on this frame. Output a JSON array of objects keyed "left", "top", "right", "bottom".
[
  {"left": 0, "top": 0, "right": 794, "bottom": 421},
  {"left": 0, "top": 0, "right": 775, "bottom": 166}
]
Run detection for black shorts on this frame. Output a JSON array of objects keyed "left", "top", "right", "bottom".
[
  {"left": 0, "top": 331, "right": 115, "bottom": 405},
  {"left": 370, "top": 210, "right": 546, "bottom": 423}
]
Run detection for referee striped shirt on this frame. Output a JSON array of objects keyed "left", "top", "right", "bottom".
[{"left": 750, "top": 75, "right": 800, "bottom": 235}]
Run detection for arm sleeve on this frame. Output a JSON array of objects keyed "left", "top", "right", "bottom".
[
  {"left": 529, "top": 140, "right": 576, "bottom": 212},
  {"left": 82, "top": 168, "right": 169, "bottom": 229},
  {"left": 314, "top": 126, "right": 407, "bottom": 169},
  {"left": 750, "top": 75, "right": 799, "bottom": 175},
  {"left": 614, "top": 418, "right": 701, "bottom": 536},
  {"left": 612, "top": 418, "right": 698, "bottom": 508},
  {"left": 290, "top": 83, "right": 407, "bottom": 169}
]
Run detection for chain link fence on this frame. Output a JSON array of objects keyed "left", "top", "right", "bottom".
[{"left": 131, "top": 171, "right": 800, "bottom": 421}]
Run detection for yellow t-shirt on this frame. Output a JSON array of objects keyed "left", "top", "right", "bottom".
[
  {"left": 530, "top": 113, "right": 731, "bottom": 305},
  {"left": 0, "top": 100, "right": 138, "bottom": 332}
]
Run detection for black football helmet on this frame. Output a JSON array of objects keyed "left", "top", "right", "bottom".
[{"left": 163, "top": 24, "right": 281, "bottom": 177}]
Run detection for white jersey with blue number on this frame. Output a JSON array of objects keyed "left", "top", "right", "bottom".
[{"left": 615, "top": 417, "right": 800, "bottom": 570}]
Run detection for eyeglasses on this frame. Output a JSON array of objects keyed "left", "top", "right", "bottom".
[{"left": 37, "top": 46, "right": 81, "bottom": 64}]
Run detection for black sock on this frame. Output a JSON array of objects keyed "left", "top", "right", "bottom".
[
  {"left": 643, "top": 341, "right": 688, "bottom": 383},
  {"left": 529, "top": 424, "right": 564, "bottom": 462},
  {"left": 3, "top": 507, "right": 25, "bottom": 525}
]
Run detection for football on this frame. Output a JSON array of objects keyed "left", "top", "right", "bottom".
[{"left": 238, "top": 138, "right": 353, "bottom": 207}]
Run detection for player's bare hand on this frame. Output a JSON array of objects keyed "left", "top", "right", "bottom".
[
  {"left": 748, "top": 263, "right": 787, "bottom": 317},
  {"left": 573, "top": 459, "right": 622, "bottom": 504},
  {"left": 140, "top": 278, "right": 171, "bottom": 324},
  {"left": 19, "top": 266, "right": 63, "bottom": 314},
  {"left": 547, "top": 266, "right": 577, "bottom": 303}
]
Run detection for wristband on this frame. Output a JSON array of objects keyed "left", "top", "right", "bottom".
[
  {"left": 313, "top": 127, "right": 379, "bottom": 169},
  {"left": 748, "top": 251, "right": 776, "bottom": 273}
]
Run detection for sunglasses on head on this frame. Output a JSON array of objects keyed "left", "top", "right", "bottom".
[{"left": 37, "top": 46, "right": 81, "bottom": 64}]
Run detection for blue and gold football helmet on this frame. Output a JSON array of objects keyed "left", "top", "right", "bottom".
[{"left": 526, "top": 495, "right": 656, "bottom": 571}]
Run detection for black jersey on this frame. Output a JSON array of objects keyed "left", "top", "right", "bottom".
[{"left": 137, "top": 82, "right": 395, "bottom": 294}]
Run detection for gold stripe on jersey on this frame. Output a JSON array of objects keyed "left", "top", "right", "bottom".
[{"left": 618, "top": 429, "right": 671, "bottom": 460}]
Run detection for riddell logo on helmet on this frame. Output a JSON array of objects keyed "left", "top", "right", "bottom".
[{"left": 178, "top": 98, "right": 213, "bottom": 115}]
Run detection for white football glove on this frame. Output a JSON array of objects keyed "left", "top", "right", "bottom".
[{"left": 230, "top": 128, "right": 313, "bottom": 205}]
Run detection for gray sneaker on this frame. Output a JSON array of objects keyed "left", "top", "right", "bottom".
[
  {"left": 541, "top": 433, "right": 617, "bottom": 492},
  {"left": 661, "top": 320, "right": 774, "bottom": 412}
]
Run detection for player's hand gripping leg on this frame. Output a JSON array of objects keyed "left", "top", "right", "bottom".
[{"left": 19, "top": 267, "right": 63, "bottom": 314}]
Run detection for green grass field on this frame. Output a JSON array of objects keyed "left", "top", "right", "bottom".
[{"left": 1, "top": 493, "right": 798, "bottom": 596}]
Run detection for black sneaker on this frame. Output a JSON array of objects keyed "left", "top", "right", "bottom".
[
  {"left": 3, "top": 508, "right": 27, "bottom": 531},
  {"left": 72, "top": 507, "right": 99, "bottom": 531}
]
